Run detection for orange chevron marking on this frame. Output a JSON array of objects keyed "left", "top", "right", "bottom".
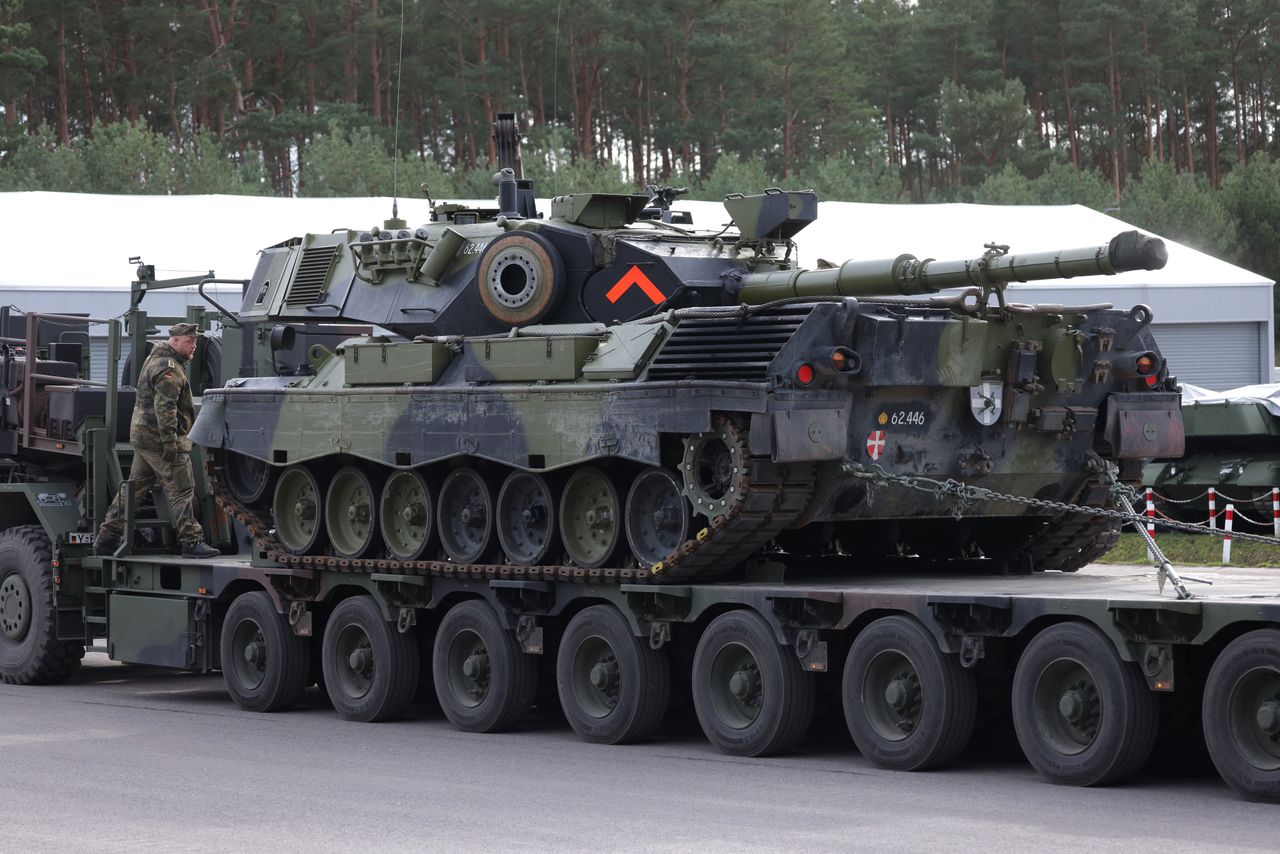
[{"left": 606, "top": 265, "right": 665, "bottom": 305}]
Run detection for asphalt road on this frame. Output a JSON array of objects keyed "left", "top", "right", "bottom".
[{"left": 2, "top": 653, "right": 1277, "bottom": 853}]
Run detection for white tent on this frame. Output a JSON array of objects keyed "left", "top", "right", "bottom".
[{"left": 0, "top": 191, "right": 1272, "bottom": 387}]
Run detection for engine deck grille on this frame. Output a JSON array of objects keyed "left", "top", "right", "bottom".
[{"left": 645, "top": 305, "right": 815, "bottom": 382}]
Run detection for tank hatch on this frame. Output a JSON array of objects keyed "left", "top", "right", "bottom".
[{"left": 550, "top": 193, "right": 651, "bottom": 228}]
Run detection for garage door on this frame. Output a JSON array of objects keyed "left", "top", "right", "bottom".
[{"left": 1151, "top": 322, "right": 1264, "bottom": 391}]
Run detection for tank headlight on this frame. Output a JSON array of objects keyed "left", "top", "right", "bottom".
[
  {"left": 796, "top": 364, "right": 815, "bottom": 386},
  {"left": 830, "top": 347, "right": 858, "bottom": 373},
  {"left": 1135, "top": 354, "right": 1157, "bottom": 375}
]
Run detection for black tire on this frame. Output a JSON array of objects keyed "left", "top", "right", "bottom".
[
  {"left": 321, "top": 596, "right": 419, "bottom": 722},
  {"left": 692, "top": 609, "right": 814, "bottom": 757},
  {"left": 0, "top": 525, "right": 84, "bottom": 685},
  {"left": 1012, "top": 622, "right": 1158, "bottom": 786},
  {"left": 556, "top": 605, "right": 670, "bottom": 744},
  {"left": 433, "top": 599, "right": 537, "bottom": 732},
  {"left": 219, "top": 590, "right": 310, "bottom": 712},
  {"left": 843, "top": 615, "right": 977, "bottom": 771},
  {"left": 1202, "top": 629, "right": 1280, "bottom": 802}
]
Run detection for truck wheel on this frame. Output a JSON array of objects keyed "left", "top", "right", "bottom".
[
  {"left": 843, "top": 615, "right": 976, "bottom": 771},
  {"left": 1012, "top": 622, "right": 1158, "bottom": 786},
  {"left": 321, "top": 596, "right": 419, "bottom": 722},
  {"left": 0, "top": 525, "right": 83, "bottom": 685},
  {"left": 557, "top": 605, "right": 670, "bottom": 744},
  {"left": 1202, "top": 629, "right": 1280, "bottom": 802},
  {"left": 433, "top": 599, "right": 537, "bottom": 732},
  {"left": 219, "top": 591, "right": 310, "bottom": 712},
  {"left": 692, "top": 609, "right": 814, "bottom": 757}
]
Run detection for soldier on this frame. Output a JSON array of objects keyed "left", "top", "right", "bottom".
[{"left": 95, "top": 322, "right": 219, "bottom": 558}]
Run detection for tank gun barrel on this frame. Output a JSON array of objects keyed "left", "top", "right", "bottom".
[{"left": 735, "top": 230, "right": 1168, "bottom": 304}]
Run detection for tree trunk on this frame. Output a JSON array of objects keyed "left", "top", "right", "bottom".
[
  {"left": 1206, "top": 81, "right": 1219, "bottom": 189},
  {"left": 345, "top": 0, "right": 359, "bottom": 103},
  {"left": 56, "top": 19, "right": 69, "bottom": 144},
  {"left": 76, "top": 35, "right": 94, "bottom": 138},
  {"left": 370, "top": 0, "right": 382, "bottom": 121},
  {"left": 1054, "top": 4, "right": 1079, "bottom": 167},
  {"left": 1181, "top": 75, "right": 1193, "bottom": 176}
]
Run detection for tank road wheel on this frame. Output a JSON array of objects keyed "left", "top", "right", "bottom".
[
  {"left": 692, "top": 609, "right": 814, "bottom": 757},
  {"left": 843, "top": 616, "right": 977, "bottom": 771},
  {"left": 432, "top": 600, "right": 538, "bottom": 732},
  {"left": 475, "top": 231, "right": 565, "bottom": 327},
  {"left": 437, "top": 467, "right": 500, "bottom": 564},
  {"left": 273, "top": 465, "right": 327, "bottom": 555},
  {"left": 321, "top": 596, "right": 419, "bottom": 722},
  {"left": 1012, "top": 622, "right": 1158, "bottom": 786},
  {"left": 0, "top": 525, "right": 83, "bottom": 685},
  {"left": 380, "top": 470, "right": 437, "bottom": 561},
  {"left": 557, "top": 605, "right": 671, "bottom": 744},
  {"left": 325, "top": 466, "right": 383, "bottom": 560},
  {"left": 625, "top": 467, "right": 692, "bottom": 567},
  {"left": 496, "top": 471, "right": 558, "bottom": 565},
  {"left": 560, "top": 466, "right": 625, "bottom": 568},
  {"left": 1202, "top": 629, "right": 1280, "bottom": 801},
  {"left": 681, "top": 416, "right": 748, "bottom": 521},
  {"left": 220, "top": 591, "right": 310, "bottom": 712},
  {"left": 224, "top": 452, "right": 274, "bottom": 506}
]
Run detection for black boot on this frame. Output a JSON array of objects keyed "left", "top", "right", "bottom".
[
  {"left": 181, "top": 541, "right": 220, "bottom": 559},
  {"left": 93, "top": 535, "right": 119, "bottom": 556}
]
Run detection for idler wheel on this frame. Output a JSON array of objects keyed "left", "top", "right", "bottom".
[
  {"left": 1202, "top": 629, "right": 1280, "bottom": 801},
  {"left": 224, "top": 452, "right": 274, "bottom": 506},
  {"left": 476, "top": 231, "right": 565, "bottom": 326},
  {"left": 843, "top": 615, "right": 976, "bottom": 771},
  {"left": 325, "top": 466, "right": 383, "bottom": 560},
  {"left": 681, "top": 416, "right": 749, "bottom": 521},
  {"left": 437, "top": 467, "right": 500, "bottom": 564},
  {"left": 625, "top": 466, "right": 692, "bottom": 568},
  {"left": 557, "top": 605, "right": 670, "bottom": 744},
  {"left": 496, "top": 471, "right": 558, "bottom": 566},
  {"left": 321, "top": 595, "right": 420, "bottom": 722},
  {"left": 1011, "top": 622, "right": 1158, "bottom": 786},
  {"left": 560, "top": 466, "right": 625, "bottom": 568},
  {"left": 220, "top": 590, "right": 310, "bottom": 713},
  {"left": 272, "top": 465, "right": 328, "bottom": 555},
  {"left": 379, "top": 469, "right": 437, "bottom": 561}
]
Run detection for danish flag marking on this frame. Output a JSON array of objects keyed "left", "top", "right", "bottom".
[{"left": 866, "top": 430, "right": 887, "bottom": 461}]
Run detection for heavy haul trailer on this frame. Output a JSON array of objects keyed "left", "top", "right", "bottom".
[{"left": 7, "top": 532, "right": 1280, "bottom": 802}]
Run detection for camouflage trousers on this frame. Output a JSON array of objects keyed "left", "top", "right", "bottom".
[{"left": 98, "top": 446, "right": 204, "bottom": 544}]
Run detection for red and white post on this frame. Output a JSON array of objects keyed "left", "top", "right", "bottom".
[
  {"left": 1222, "top": 504, "right": 1234, "bottom": 566},
  {"left": 1272, "top": 487, "right": 1279, "bottom": 539},
  {"left": 1208, "top": 487, "right": 1217, "bottom": 530},
  {"left": 1146, "top": 487, "right": 1156, "bottom": 560}
]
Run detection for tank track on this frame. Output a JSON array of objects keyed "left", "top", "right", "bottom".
[
  {"left": 1022, "top": 512, "right": 1122, "bottom": 573},
  {"left": 208, "top": 453, "right": 816, "bottom": 585}
]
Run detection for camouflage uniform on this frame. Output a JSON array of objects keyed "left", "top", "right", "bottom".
[{"left": 98, "top": 329, "right": 205, "bottom": 545}]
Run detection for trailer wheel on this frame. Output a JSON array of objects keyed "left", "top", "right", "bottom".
[
  {"left": 321, "top": 596, "right": 419, "bottom": 722},
  {"left": 433, "top": 599, "right": 537, "bottom": 732},
  {"left": 0, "top": 525, "right": 83, "bottom": 685},
  {"left": 692, "top": 609, "right": 814, "bottom": 757},
  {"left": 843, "top": 615, "right": 976, "bottom": 771},
  {"left": 1202, "top": 629, "right": 1280, "bottom": 802},
  {"left": 557, "top": 605, "right": 670, "bottom": 744},
  {"left": 1012, "top": 622, "right": 1158, "bottom": 786},
  {"left": 220, "top": 591, "right": 310, "bottom": 712}
]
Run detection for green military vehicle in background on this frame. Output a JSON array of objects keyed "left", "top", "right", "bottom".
[{"left": 2, "top": 115, "right": 1280, "bottom": 803}]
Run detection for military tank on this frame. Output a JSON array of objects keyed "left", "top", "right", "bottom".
[
  {"left": 1145, "top": 384, "right": 1280, "bottom": 528},
  {"left": 191, "top": 114, "right": 1182, "bottom": 580}
]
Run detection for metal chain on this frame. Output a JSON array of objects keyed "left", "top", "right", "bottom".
[{"left": 842, "top": 461, "right": 1280, "bottom": 547}]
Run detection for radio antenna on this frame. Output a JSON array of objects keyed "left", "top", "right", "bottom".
[{"left": 390, "top": 0, "right": 406, "bottom": 224}]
